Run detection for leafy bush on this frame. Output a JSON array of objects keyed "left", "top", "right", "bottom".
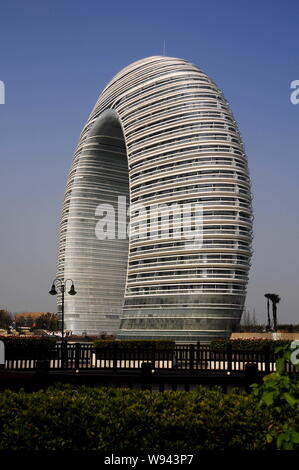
[
  {"left": 1, "top": 342, "right": 299, "bottom": 450},
  {"left": 276, "top": 324, "right": 299, "bottom": 332},
  {"left": 210, "top": 339, "right": 290, "bottom": 351},
  {"left": 235, "top": 324, "right": 266, "bottom": 333},
  {"left": 93, "top": 339, "right": 175, "bottom": 350},
  {"left": 0, "top": 384, "right": 274, "bottom": 451},
  {"left": 251, "top": 344, "right": 299, "bottom": 450},
  {"left": 0, "top": 337, "right": 56, "bottom": 359}
]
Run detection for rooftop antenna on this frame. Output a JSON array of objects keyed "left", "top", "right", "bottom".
[{"left": 163, "top": 40, "right": 166, "bottom": 56}]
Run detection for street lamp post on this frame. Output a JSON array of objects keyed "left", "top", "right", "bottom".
[{"left": 49, "top": 278, "right": 77, "bottom": 342}]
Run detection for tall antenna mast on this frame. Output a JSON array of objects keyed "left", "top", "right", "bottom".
[{"left": 163, "top": 40, "right": 166, "bottom": 56}]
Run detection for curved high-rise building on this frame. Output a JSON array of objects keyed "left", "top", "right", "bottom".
[{"left": 57, "top": 56, "right": 253, "bottom": 343}]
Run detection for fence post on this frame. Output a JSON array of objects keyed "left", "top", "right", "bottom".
[
  {"left": 113, "top": 343, "right": 118, "bottom": 371},
  {"left": 227, "top": 344, "right": 232, "bottom": 372},
  {"left": 189, "top": 345, "right": 194, "bottom": 372},
  {"left": 75, "top": 343, "right": 80, "bottom": 370},
  {"left": 61, "top": 342, "right": 68, "bottom": 369},
  {"left": 151, "top": 344, "right": 156, "bottom": 370},
  {"left": 196, "top": 342, "right": 200, "bottom": 368},
  {"left": 263, "top": 345, "right": 270, "bottom": 374},
  {"left": 0, "top": 340, "right": 5, "bottom": 370}
]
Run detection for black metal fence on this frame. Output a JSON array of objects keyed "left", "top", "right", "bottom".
[{"left": 2, "top": 343, "right": 296, "bottom": 374}]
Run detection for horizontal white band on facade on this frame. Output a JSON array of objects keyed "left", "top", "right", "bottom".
[
  {"left": 121, "top": 316, "right": 240, "bottom": 320},
  {"left": 118, "top": 329, "right": 233, "bottom": 333}
]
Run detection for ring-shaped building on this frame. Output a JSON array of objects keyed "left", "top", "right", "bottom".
[{"left": 57, "top": 56, "right": 253, "bottom": 343}]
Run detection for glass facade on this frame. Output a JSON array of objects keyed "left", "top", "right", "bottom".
[{"left": 57, "top": 56, "right": 253, "bottom": 343}]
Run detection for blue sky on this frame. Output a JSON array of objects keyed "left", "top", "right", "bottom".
[{"left": 0, "top": 0, "right": 298, "bottom": 323}]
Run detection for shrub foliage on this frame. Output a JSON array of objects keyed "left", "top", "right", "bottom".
[
  {"left": 0, "top": 385, "right": 275, "bottom": 451},
  {"left": 251, "top": 344, "right": 299, "bottom": 450},
  {"left": 0, "top": 337, "right": 56, "bottom": 359},
  {"left": 210, "top": 339, "right": 290, "bottom": 351},
  {"left": 1, "top": 342, "right": 299, "bottom": 450},
  {"left": 93, "top": 339, "right": 175, "bottom": 350}
]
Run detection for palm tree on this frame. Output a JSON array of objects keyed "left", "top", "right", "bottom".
[
  {"left": 270, "top": 294, "right": 281, "bottom": 331},
  {"left": 264, "top": 293, "right": 272, "bottom": 330}
]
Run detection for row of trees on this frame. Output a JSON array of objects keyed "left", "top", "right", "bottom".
[
  {"left": 32, "top": 313, "right": 59, "bottom": 331},
  {"left": 233, "top": 292, "right": 283, "bottom": 332},
  {"left": 0, "top": 310, "right": 59, "bottom": 332},
  {"left": 265, "top": 293, "right": 281, "bottom": 331},
  {"left": 0, "top": 310, "right": 12, "bottom": 329},
  {"left": 239, "top": 294, "right": 281, "bottom": 332}
]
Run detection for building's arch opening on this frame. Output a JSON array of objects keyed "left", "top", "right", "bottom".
[{"left": 62, "top": 109, "right": 129, "bottom": 335}]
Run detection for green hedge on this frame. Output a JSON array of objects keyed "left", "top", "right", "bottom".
[
  {"left": 0, "top": 384, "right": 281, "bottom": 451},
  {"left": 210, "top": 339, "right": 290, "bottom": 351},
  {"left": 93, "top": 339, "right": 175, "bottom": 350},
  {"left": 1, "top": 343, "right": 298, "bottom": 450},
  {"left": 0, "top": 337, "right": 56, "bottom": 358}
]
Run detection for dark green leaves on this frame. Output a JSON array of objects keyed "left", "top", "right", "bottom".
[
  {"left": 0, "top": 385, "right": 272, "bottom": 451},
  {"left": 250, "top": 344, "right": 299, "bottom": 450}
]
